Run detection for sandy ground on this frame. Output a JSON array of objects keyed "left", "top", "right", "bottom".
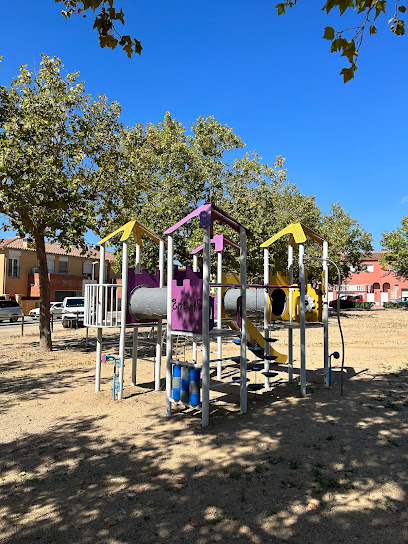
[{"left": 0, "top": 309, "right": 407, "bottom": 544}]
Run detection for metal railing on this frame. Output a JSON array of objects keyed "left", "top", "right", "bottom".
[
  {"left": 84, "top": 283, "right": 122, "bottom": 328},
  {"left": 335, "top": 284, "right": 369, "bottom": 292}
]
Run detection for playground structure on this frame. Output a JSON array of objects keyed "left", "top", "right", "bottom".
[
  {"left": 84, "top": 220, "right": 166, "bottom": 399},
  {"left": 163, "top": 203, "right": 250, "bottom": 426},
  {"left": 85, "top": 204, "right": 333, "bottom": 426},
  {"left": 260, "top": 222, "right": 330, "bottom": 396}
]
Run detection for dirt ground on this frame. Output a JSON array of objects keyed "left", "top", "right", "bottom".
[{"left": 0, "top": 309, "right": 407, "bottom": 544}]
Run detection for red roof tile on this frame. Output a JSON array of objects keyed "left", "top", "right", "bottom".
[
  {"left": 0, "top": 237, "right": 115, "bottom": 261},
  {"left": 361, "top": 251, "right": 386, "bottom": 261}
]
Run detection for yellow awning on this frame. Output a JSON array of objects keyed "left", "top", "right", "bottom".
[
  {"left": 260, "top": 222, "right": 329, "bottom": 248},
  {"left": 98, "top": 220, "right": 166, "bottom": 248}
]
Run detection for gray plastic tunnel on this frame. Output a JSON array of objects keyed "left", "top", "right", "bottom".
[
  {"left": 128, "top": 285, "right": 287, "bottom": 321},
  {"left": 222, "top": 287, "right": 287, "bottom": 317},
  {"left": 128, "top": 286, "right": 168, "bottom": 320}
]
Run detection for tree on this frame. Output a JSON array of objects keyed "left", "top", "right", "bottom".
[
  {"left": 319, "top": 202, "right": 373, "bottom": 282},
  {"left": 218, "top": 153, "right": 323, "bottom": 278},
  {"left": 0, "top": 55, "right": 122, "bottom": 350},
  {"left": 381, "top": 216, "right": 408, "bottom": 279},
  {"left": 276, "top": 1, "right": 406, "bottom": 82},
  {"left": 100, "top": 114, "right": 372, "bottom": 285},
  {"left": 97, "top": 113, "right": 246, "bottom": 270},
  {"left": 56, "top": 0, "right": 142, "bottom": 57}
]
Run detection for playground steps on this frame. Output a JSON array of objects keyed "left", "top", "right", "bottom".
[
  {"left": 247, "top": 346, "right": 264, "bottom": 354},
  {"left": 262, "top": 371, "right": 279, "bottom": 378},
  {"left": 226, "top": 319, "right": 285, "bottom": 392},
  {"left": 229, "top": 355, "right": 250, "bottom": 364},
  {"left": 248, "top": 383, "right": 264, "bottom": 391},
  {"left": 247, "top": 363, "right": 264, "bottom": 371},
  {"left": 231, "top": 339, "right": 251, "bottom": 346},
  {"left": 226, "top": 318, "right": 287, "bottom": 364}
]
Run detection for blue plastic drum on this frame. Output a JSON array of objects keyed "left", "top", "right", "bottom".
[
  {"left": 172, "top": 365, "right": 181, "bottom": 401},
  {"left": 180, "top": 367, "right": 190, "bottom": 404},
  {"left": 189, "top": 368, "right": 201, "bottom": 406}
]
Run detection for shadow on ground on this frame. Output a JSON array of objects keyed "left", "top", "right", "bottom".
[{"left": 0, "top": 363, "right": 407, "bottom": 544}]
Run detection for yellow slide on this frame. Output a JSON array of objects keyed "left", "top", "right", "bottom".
[{"left": 226, "top": 317, "right": 288, "bottom": 364}]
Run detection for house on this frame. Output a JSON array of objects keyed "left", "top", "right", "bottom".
[
  {"left": 0, "top": 236, "right": 119, "bottom": 313},
  {"left": 333, "top": 251, "right": 408, "bottom": 306}
]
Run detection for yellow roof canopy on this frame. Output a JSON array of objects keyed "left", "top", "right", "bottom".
[
  {"left": 260, "top": 222, "right": 329, "bottom": 248},
  {"left": 97, "top": 220, "right": 166, "bottom": 248}
]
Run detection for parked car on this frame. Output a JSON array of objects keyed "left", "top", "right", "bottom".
[
  {"left": 389, "top": 296, "right": 408, "bottom": 307},
  {"left": 29, "top": 302, "right": 64, "bottom": 320},
  {"left": 62, "top": 297, "right": 85, "bottom": 328},
  {"left": 329, "top": 294, "right": 363, "bottom": 309},
  {"left": 0, "top": 300, "right": 23, "bottom": 322}
]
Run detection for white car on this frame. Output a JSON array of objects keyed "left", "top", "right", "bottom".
[
  {"left": 62, "top": 297, "right": 85, "bottom": 328},
  {"left": 29, "top": 302, "right": 64, "bottom": 320},
  {"left": 0, "top": 300, "right": 23, "bottom": 323}
]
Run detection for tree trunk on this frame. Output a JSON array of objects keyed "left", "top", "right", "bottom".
[{"left": 34, "top": 232, "right": 52, "bottom": 351}]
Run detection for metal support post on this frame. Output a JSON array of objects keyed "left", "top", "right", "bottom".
[
  {"left": 288, "top": 242, "right": 294, "bottom": 383},
  {"left": 155, "top": 239, "right": 165, "bottom": 391},
  {"left": 135, "top": 243, "right": 141, "bottom": 274},
  {"left": 118, "top": 239, "right": 129, "bottom": 399},
  {"left": 201, "top": 226, "right": 211, "bottom": 427},
  {"left": 263, "top": 248, "right": 270, "bottom": 388},
  {"left": 165, "top": 235, "right": 174, "bottom": 416},
  {"left": 217, "top": 250, "right": 223, "bottom": 380},
  {"left": 155, "top": 319, "right": 162, "bottom": 390},
  {"left": 192, "top": 253, "right": 198, "bottom": 364},
  {"left": 95, "top": 243, "right": 106, "bottom": 392},
  {"left": 132, "top": 328, "right": 138, "bottom": 385},
  {"left": 240, "top": 227, "right": 247, "bottom": 414},
  {"left": 323, "top": 240, "right": 329, "bottom": 387},
  {"left": 299, "top": 243, "right": 306, "bottom": 396}
]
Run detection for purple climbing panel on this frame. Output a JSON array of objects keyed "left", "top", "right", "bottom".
[
  {"left": 171, "top": 266, "right": 214, "bottom": 333},
  {"left": 126, "top": 268, "right": 161, "bottom": 324}
]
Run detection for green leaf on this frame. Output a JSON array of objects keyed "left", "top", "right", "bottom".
[
  {"left": 275, "top": 3, "right": 286, "bottom": 16},
  {"left": 374, "top": 1, "right": 387, "bottom": 19},
  {"left": 398, "top": 5, "right": 407, "bottom": 12},
  {"left": 392, "top": 19, "right": 406, "bottom": 35},
  {"left": 331, "top": 37, "right": 345, "bottom": 53},
  {"left": 340, "top": 64, "right": 357, "bottom": 83},
  {"left": 323, "top": 1, "right": 338, "bottom": 14},
  {"left": 338, "top": 0, "right": 354, "bottom": 16},
  {"left": 369, "top": 24, "right": 377, "bottom": 35},
  {"left": 323, "top": 26, "right": 335, "bottom": 40}
]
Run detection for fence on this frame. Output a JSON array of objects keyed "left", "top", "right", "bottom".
[{"left": 84, "top": 283, "right": 122, "bottom": 328}]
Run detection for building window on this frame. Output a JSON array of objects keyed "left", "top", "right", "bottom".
[
  {"left": 83, "top": 260, "right": 93, "bottom": 276},
  {"left": 372, "top": 282, "right": 380, "bottom": 290},
  {"left": 364, "top": 264, "right": 374, "bottom": 272},
  {"left": 59, "top": 258, "right": 68, "bottom": 274},
  {"left": 383, "top": 282, "right": 391, "bottom": 293},
  {"left": 8, "top": 258, "right": 20, "bottom": 278},
  {"left": 47, "top": 258, "right": 55, "bottom": 274}
]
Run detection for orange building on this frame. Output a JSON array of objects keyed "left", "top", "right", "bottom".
[{"left": 0, "top": 236, "right": 119, "bottom": 313}]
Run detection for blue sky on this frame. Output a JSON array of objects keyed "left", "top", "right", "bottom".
[{"left": 1, "top": 0, "right": 407, "bottom": 250}]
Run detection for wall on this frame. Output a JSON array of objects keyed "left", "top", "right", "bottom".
[
  {"left": 346, "top": 258, "right": 408, "bottom": 305},
  {"left": 0, "top": 254, "right": 5, "bottom": 295},
  {"left": 29, "top": 273, "right": 88, "bottom": 299},
  {"left": 4, "top": 250, "right": 38, "bottom": 297},
  {"left": 2, "top": 246, "right": 118, "bottom": 301}
]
